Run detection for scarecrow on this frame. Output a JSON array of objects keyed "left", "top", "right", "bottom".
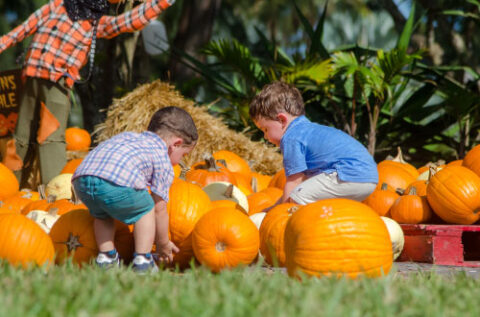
[{"left": 0, "top": 0, "right": 175, "bottom": 186}]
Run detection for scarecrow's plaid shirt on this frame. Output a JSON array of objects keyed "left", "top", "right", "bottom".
[{"left": 0, "top": 0, "right": 173, "bottom": 88}]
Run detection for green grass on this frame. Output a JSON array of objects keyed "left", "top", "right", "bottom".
[{"left": 1, "top": 262, "right": 480, "bottom": 317}]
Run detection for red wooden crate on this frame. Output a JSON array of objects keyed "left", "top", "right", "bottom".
[{"left": 397, "top": 224, "right": 480, "bottom": 267}]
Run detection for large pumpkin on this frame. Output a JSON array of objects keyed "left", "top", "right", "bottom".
[
  {"left": 426, "top": 166, "right": 480, "bottom": 224},
  {"left": 192, "top": 207, "right": 260, "bottom": 272},
  {"left": 167, "top": 179, "right": 212, "bottom": 268},
  {"left": 284, "top": 199, "right": 393, "bottom": 279},
  {"left": 0, "top": 213, "right": 55, "bottom": 268},
  {"left": 259, "top": 203, "right": 298, "bottom": 267},
  {"left": 49, "top": 209, "right": 133, "bottom": 265},
  {"left": 0, "top": 162, "right": 19, "bottom": 200}
]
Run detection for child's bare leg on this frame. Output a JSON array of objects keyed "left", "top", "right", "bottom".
[
  {"left": 133, "top": 208, "right": 155, "bottom": 254},
  {"left": 94, "top": 217, "right": 115, "bottom": 252}
]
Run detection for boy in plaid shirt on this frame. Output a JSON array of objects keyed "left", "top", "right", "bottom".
[
  {"left": 0, "top": 0, "right": 175, "bottom": 185},
  {"left": 72, "top": 106, "right": 197, "bottom": 273}
]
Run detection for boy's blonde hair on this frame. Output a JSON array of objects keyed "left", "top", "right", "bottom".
[
  {"left": 148, "top": 106, "right": 198, "bottom": 145},
  {"left": 249, "top": 81, "right": 305, "bottom": 121}
]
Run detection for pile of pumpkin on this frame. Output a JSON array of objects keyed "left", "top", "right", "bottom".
[
  {"left": 7, "top": 127, "right": 480, "bottom": 279},
  {"left": 364, "top": 146, "right": 480, "bottom": 226}
]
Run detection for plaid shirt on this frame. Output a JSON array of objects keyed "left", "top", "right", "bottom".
[
  {"left": 73, "top": 131, "right": 174, "bottom": 202},
  {"left": 0, "top": 0, "right": 173, "bottom": 88}
]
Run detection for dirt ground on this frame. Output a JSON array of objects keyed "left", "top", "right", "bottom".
[
  {"left": 261, "top": 262, "right": 480, "bottom": 278},
  {"left": 393, "top": 262, "right": 480, "bottom": 278}
]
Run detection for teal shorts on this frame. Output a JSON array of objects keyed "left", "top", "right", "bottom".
[{"left": 72, "top": 176, "right": 154, "bottom": 225}]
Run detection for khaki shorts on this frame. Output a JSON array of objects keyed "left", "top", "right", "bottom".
[{"left": 289, "top": 172, "right": 376, "bottom": 205}]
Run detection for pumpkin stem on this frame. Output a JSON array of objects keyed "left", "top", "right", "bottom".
[
  {"left": 48, "top": 207, "right": 59, "bottom": 217},
  {"left": 178, "top": 162, "right": 189, "bottom": 180},
  {"left": 390, "top": 147, "right": 407, "bottom": 164},
  {"left": 197, "top": 154, "right": 221, "bottom": 172},
  {"left": 38, "top": 184, "right": 47, "bottom": 200},
  {"left": 217, "top": 159, "right": 227, "bottom": 168},
  {"left": 428, "top": 166, "right": 437, "bottom": 179},
  {"left": 380, "top": 183, "right": 389, "bottom": 191},
  {"left": 224, "top": 184, "right": 234, "bottom": 198},
  {"left": 251, "top": 177, "right": 258, "bottom": 193},
  {"left": 408, "top": 186, "right": 417, "bottom": 196},
  {"left": 395, "top": 188, "right": 405, "bottom": 195},
  {"left": 30, "top": 211, "right": 39, "bottom": 221},
  {"left": 47, "top": 195, "right": 57, "bottom": 203}
]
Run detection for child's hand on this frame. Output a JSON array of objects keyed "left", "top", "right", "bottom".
[{"left": 156, "top": 241, "right": 179, "bottom": 263}]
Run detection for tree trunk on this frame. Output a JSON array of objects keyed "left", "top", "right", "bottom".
[{"left": 168, "top": 0, "right": 222, "bottom": 94}]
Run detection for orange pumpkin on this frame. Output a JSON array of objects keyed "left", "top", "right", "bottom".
[
  {"left": 0, "top": 207, "right": 15, "bottom": 214},
  {"left": 21, "top": 198, "right": 54, "bottom": 215},
  {"left": 447, "top": 159, "right": 462, "bottom": 167},
  {"left": 268, "top": 168, "right": 286, "bottom": 189},
  {"left": 0, "top": 213, "right": 55, "bottom": 268},
  {"left": 250, "top": 172, "right": 271, "bottom": 192},
  {"left": 405, "top": 180, "right": 427, "bottom": 196},
  {"left": 362, "top": 183, "right": 399, "bottom": 216},
  {"left": 61, "top": 158, "right": 83, "bottom": 174},
  {"left": 49, "top": 199, "right": 87, "bottom": 216},
  {"left": 49, "top": 209, "right": 134, "bottom": 265},
  {"left": 232, "top": 172, "right": 253, "bottom": 196},
  {"left": 186, "top": 157, "right": 237, "bottom": 187},
  {"left": 192, "top": 207, "right": 260, "bottom": 272},
  {"left": 247, "top": 187, "right": 283, "bottom": 216},
  {"left": 427, "top": 166, "right": 480, "bottom": 224},
  {"left": 259, "top": 203, "right": 298, "bottom": 267},
  {"left": 0, "top": 195, "right": 33, "bottom": 213},
  {"left": 0, "top": 162, "right": 19, "bottom": 200},
  {"left": 463, "top": 144, "right": 480, "bottom": 177},
  {"left": 377, "top": 148, "right": 418, "bottom": 190},
  {"left": 65, "top": 127, "right": 91, "bottom": 151},
  {"left": 213, "top": 150, "right": 251, "bottom": 177},
  {"left": 284, "top": 199, "right": 393, "bottom": 279},
  {"left": 390, "top": 187, "right": 432, "bottom": 224},
  {"left": 167, "top": 179, "right": 212, "bottom": 268},
  {"left": 49, "top": 209, "right": 97, "bottom": 265}
]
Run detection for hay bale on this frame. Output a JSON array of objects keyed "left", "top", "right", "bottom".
[{"left": 94, "top": 80, "right": 282, "bottom": 175}]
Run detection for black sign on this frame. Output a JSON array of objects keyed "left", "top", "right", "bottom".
[{"left": 0, "top": 69, "right": 22, "bottom": 138}]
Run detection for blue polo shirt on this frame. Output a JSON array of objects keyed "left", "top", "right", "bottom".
[{"left": 280, "top": 116, "right": 378, "bottom": 183}]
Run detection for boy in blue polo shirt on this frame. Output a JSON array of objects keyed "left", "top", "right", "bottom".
[
  {"left": 72, "top": 106, "right": 197, "bottom": 272},
  {"left": 249, "top": 82, "right": 378, "bottom": 207}
]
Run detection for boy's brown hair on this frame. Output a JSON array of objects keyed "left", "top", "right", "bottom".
[
  {"left": 249, "top": 81, "right": 305, "bottom": 121},
  {"left": 148, "top": 106, "right": 198, "bottom": 145}
]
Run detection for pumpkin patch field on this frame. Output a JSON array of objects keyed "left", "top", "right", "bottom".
[{"left": 3, "top": 126, "right": 480, "bottom": 315}]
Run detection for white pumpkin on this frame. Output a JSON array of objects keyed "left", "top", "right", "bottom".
[
  {"left": 381, "top": 216, "right": 405, "bottom": 260},
  {"left": 26, "top": 208, "right": 60, "bottom": 234},
  {"left": 46, "top": 173, "right": 73, "bottom": 200},
  {"left": 249, "top": 212, "right": 266, "bottom": 230},
  {"left": 203, "top": 181, "right": 249, "bottom": 213}
]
